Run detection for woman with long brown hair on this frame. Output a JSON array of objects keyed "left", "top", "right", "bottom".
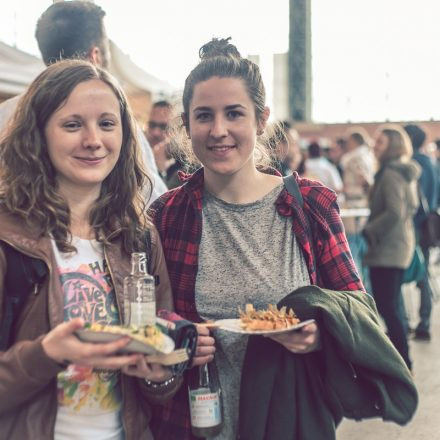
[
  {"left": 0, "top": 59, "right": 179, "bottom": 440},
  {"left": 363, "top": 125, "right": 420, "bottom": 371}
]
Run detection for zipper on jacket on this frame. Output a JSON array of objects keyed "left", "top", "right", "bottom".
[
  {"left": 349, "top": 362, "right": 358, "bottom": 379},
  {"left": 103, "top": 245, "right": 128, "bottom": 437}
]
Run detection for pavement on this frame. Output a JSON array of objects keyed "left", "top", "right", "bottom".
[{"left": 338, "top": 258, "right": 440, "bottom": 439}]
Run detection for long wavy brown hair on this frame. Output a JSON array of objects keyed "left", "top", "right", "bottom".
[{"left": 0, "top": 59, "right": 152, "bottom": 253}]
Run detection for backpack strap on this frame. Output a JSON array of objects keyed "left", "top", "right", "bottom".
[
  {"left": 283, "top": 174, "right": 304, "bottom": 207},
  {"left": 0, "top": 242, "right": 47, "bottom": 350}
]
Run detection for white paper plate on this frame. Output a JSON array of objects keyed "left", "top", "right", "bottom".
[
  {"left": 213, "top": 318, "right": 316, "bottom": 335},
  {"left": 75, "top": 329, "right": 175, "bottom": 355}
]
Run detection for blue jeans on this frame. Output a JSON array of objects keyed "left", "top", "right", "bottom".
[{"left": 415, "top": 245, "right": 432, "bottom": 332}]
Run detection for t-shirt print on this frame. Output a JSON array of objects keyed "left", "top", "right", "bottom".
[
  {"left": 62, "top": 258, "right": 118, "bottom": 324},
  {"left": 52, "top": 238, "right": 122, "bottom": 414}
]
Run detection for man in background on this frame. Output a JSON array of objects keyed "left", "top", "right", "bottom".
[
  {"left": 304, "top": 141, "right": 343, "bottom": 193},
  {"left": 404, "top": 124, "right": 438, "bottom": 341},
  {"left": 0, "top": 1, "right": 167, "bottom": 203},
  {"left": 146, "top": 100, "right": 183, "bottom": 189},
  {"left": 340, "top": 128, "right": 375, "bottom": 207}
]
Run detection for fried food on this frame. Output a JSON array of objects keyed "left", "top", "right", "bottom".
[
  {"left": 238, "top": 304, "right": 300, "bottom": 331},
  {"left": 84, "top": 322, "right": 164, "bottom": 349}
]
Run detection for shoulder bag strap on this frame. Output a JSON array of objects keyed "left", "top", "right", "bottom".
[{"left": 283, "top": 174, "right": 304, "bottom": 207}]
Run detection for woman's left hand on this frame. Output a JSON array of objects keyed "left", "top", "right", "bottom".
[
  {"left": 267, "top": 321, "right": 321, "bottom": 354},
  {"left": 121, "top": 355, "right": 173, "bottom": 382}
]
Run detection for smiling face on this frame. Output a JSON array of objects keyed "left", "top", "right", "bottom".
[
  {"left": 187, "top": 76, "right": 267, "bottom": 180},
  {"left": 44, "top": 79, "right": 122, "bottom": 196}
]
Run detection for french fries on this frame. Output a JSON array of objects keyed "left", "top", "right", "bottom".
[{"left": 238, "top": 304, "right": 300, "bottom": 331}]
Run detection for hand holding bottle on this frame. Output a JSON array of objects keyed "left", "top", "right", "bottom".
[{"left": 192, "top": 324, "right": 216, "bottom": 367}]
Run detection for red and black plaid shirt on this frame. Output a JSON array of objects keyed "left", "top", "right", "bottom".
[{"left": 148, "top": 168, "right": 364, "bottom": 439}]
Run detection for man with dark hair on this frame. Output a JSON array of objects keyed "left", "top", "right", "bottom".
[
  {"left": 35, "top": 1, "right": 109, "bottom": 68},
  {"left": 0, "top": 1, "right": 167, "bottom": 202},
  {"left": 304, "top": 141, "right": 343, "bottom": 192},
  {"left": 404, "top": 124, "right": 438, "bottom": 341}
]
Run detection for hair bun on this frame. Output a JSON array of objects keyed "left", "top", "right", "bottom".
[{"left": 199, "top": 37, "right": 241, "bottom": 60}]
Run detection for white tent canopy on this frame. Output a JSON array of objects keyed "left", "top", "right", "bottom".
[
  {"left": 0, "top": 40, "right": 174, "bottom": 99},
  {"left": 0, "top": 41, "right": 44, "bottom": 96}
]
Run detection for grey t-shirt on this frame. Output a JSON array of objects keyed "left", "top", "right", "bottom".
[{"left": 195, "top": 184, "right": 310, "bottom": 439}]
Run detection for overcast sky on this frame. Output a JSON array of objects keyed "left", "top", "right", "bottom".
[{"left": 1, "top": 0, "right": 439, "bottom": 123}]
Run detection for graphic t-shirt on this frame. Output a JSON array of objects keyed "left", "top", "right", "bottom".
[{"left": 52, "top": 237, "right": 124, "bottom": 440}]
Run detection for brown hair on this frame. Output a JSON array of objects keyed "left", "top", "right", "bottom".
[
  {"left": 177, "top": 37, "right": 275, "bottom": 168},
  {"left": 378, "top": 124, "right": 413, "bottom": 164},
  {"left": 0, "top": 59, "right": 152, "bottom": 253}
]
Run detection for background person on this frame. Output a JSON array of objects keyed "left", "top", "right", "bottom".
[
  {"left": 327, "top": 137, "right": 346, "bottom": 178},
  {"left": 304, "top": 141, "right": 343, "bottom": 193},
  {"left": 0, "top": 0, "right": 167, "bottom": 204},
  {"left": 363, "top": 125, "right": 420, "bottom": 370},
  {"left": 0, "top": 60, "right": 179, "bottom": 440},
  {"left": 269, "top": 120, "right": 302, "bottom": 176},
  {"left": 404, "top": 124, "right": 438, "bottom": 341},
  {"left": 340, "top": 128, "right": 376, "bottom": 206},
  {"left": 146, "top": 100, "right": 184, "bottom": 189}
]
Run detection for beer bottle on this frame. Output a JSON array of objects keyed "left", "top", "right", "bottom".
[{"left": 188, "top": 361, "right": 223, "bottom": 437}]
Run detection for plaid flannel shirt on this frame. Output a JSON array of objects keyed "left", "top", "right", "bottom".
[{"left": 148, "top": 168, "right": 364, "bottom": 440}]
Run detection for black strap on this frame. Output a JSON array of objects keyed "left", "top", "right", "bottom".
[
  {"left": 0, "top": 242, "right": 47, "bottom": 350},
  {"left": 283, "top": 175, "right": 304, "bottom": 207},
  {"left": 143, "top": 229, "right": 160, "bottom": 287}
]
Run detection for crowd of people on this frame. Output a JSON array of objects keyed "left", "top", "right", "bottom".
[
  {"left": 268, "top": 121, "right": 439, "bottom": 370},
  {"left": 1, "top": 1, "right": 437, "bottom": 439}
]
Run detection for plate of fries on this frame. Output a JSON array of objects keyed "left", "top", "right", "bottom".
[{"left": 210, "top": 304, "right": 315, "bottom": 335}]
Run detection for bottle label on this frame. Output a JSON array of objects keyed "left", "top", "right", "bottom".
[
  {"left": 129, "top": 301, "right": 155, "bottom": 327},
  {"left": 189, "top": 389, "right": 221, "bottom": 428}
]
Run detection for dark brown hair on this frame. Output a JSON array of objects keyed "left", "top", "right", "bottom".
[
  {"left": 182, "top": 37, "right": 266, "bottom": 125},
  {"left": 177, "top": 37, "right": 274, "bottom": 168},
  {"left": 0, "top": 59, "right": 152, "bottom": 253},
  {"left": 35, "top": 1, "right": 109, "bottom": 67}
]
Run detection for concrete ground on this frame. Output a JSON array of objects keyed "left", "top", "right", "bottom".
[{"left": 338, "top": 257, "right": 440, "bottom": 440}]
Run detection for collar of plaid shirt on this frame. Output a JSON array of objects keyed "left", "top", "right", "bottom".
[{"left": 148, "top": 167, "right": 364, "bottom": 439}]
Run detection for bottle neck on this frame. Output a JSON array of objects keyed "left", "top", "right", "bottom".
[{"left": 131, "top": 252, "right": 148, "bottom": 276}]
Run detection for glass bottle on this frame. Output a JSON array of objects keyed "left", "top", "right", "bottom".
[
  {"left": 123, "top": 252, "right": 156, "bottom": 326},
  {"left": 188, "top": 361, "right": 223, "bottom": 437}
]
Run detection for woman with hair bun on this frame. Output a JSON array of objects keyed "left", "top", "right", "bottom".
[
  {"left": 0, "top": 59, "right": 179, "bottom": 440},
  {"left": 149, "top": 39, "right": 416, "bottom": 439}
]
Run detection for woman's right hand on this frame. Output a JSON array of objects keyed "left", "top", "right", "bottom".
[
  {"left": 42, "top": 318, "right": 141, "bottom": 369},
  {"left": 191, "top": 324, "right": 216, "bottom": 367}
]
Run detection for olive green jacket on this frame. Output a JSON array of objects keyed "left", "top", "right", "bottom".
[{"left": 363, "top": 159, "right": 420, "bottom": 268}]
